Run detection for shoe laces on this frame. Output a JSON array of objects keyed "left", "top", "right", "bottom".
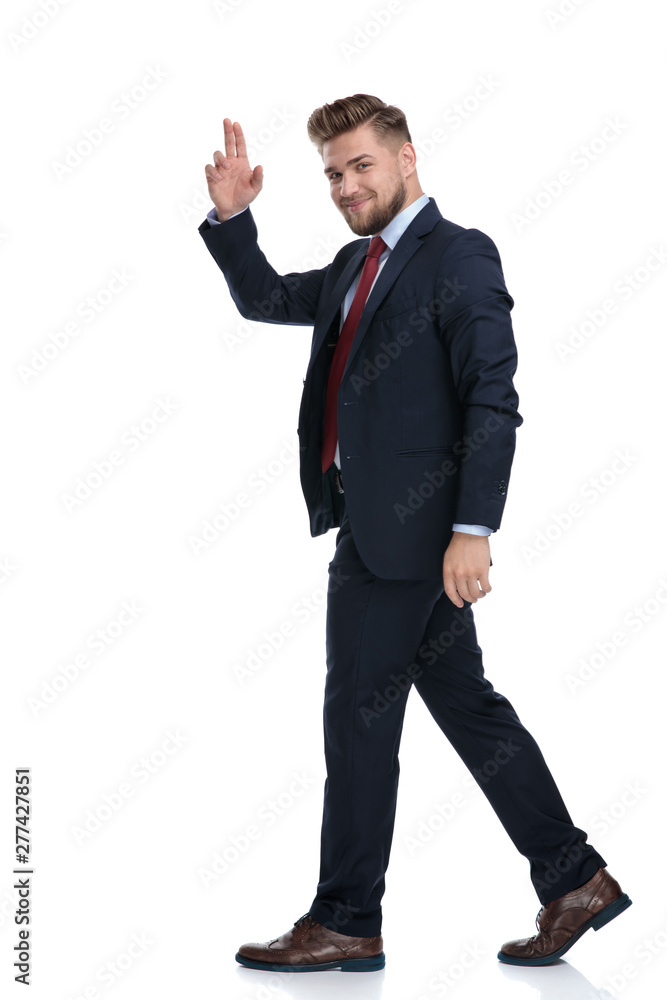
[
  {"left": 534, "top": 905, "right": 549, "bottom": 934},
  {"left": 294, "top": 912, "right": 318, "bottom": 929}
]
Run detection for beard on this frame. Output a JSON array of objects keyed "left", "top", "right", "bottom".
[{"left": 341, "top": 175, "right": 408, "bottom": 236}]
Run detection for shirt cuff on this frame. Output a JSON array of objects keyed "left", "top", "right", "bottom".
[
  {"left": 452, "top": 523, "right": 493, "bottom": 536},
  {"left": 207, "top": 205, "right": 248, "bottom": 226}
]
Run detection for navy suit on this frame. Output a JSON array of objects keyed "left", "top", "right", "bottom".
[
  {"left": 201, "top": 198, "right": 519, "bottom": 578},
  {"left": 199, "top": 198, "right": 605, "bottom": 936}
]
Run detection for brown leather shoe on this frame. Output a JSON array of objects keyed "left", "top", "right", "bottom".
[
  {"left": 498, "top": 867, "right": 632, "bottom": 966},
  {"left": 235, "top": 912, "right": 385, "bottom": 972}
]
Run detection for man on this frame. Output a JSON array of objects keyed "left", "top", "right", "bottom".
[{"left": 199, "top": 94, "right": 630, "bottom": 971}]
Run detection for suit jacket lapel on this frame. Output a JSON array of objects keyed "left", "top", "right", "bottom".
[
  {"left": 306, "top": 241, "right": 367, "bottom": 379},
  {"left": 307, "top": 198, "right": 443, "bottom": 382},
  {"left": 343, "top": 199, "right": 443, "bottom": 377},
  {"left": 342, "top": 228, "right": 422, "bottom": 378}
]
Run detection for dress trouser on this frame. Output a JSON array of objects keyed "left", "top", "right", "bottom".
[{"left": 308, "top": 507, "right": 606, "bottom": 938}]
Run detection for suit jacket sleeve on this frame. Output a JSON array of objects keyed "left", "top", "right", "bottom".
[
  {"left": 198, "top": 207, "right": 329, "bottom": 325},
  {"left": 437, "top": 228, "right": 523, "bottom": 529}
]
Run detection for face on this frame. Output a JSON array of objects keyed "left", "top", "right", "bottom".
[{"left": 322, "top": 124, "right": 412, "bottom": 236}]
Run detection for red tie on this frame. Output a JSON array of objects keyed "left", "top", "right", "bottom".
[{"left": 321, "top": 235, "right": 387, "bottom": 472}]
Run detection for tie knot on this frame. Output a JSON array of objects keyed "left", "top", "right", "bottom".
[{"left": 366, "top": 236, "right": 387, "bottom": 260}]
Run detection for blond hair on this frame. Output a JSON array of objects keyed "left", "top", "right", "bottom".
[{"left": 306, "top": 94, "right": 411, "bottom": 155}]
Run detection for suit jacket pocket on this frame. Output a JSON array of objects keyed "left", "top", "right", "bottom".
[
  {"left": 395, "top": 446, "right": 455, "bottom": 457},
  {"left": 372, "top": 296, "right": 420, "bottom": 323}
]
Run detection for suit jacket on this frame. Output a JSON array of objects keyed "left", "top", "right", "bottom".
[{"left": 198, "top": 197, "right": 522, "bottom": 580}]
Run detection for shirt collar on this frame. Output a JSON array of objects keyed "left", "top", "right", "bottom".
[{"left": 377, "top": 192, "right": 430, "bottom": 251}]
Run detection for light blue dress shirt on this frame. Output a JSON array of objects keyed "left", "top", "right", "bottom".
[{"left": 207, "top": 199, "right": 492, "bottom": 537}]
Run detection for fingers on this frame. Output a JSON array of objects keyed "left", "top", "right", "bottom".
[
  {"left": 443, "top": 572, "right": 486, "bottom": 607},
  {"left": 222, "top": 118, "right": 247, "bottom": 160},
  {"left": 443, "top": 574, "right": 464, "bottom": 609},
  {"left": 251, "top": 164, "right": 264, "bottom": 191},
  {"left": 233, "top": 121, "right": 248, "bottom": 159},
  {"left": 212, "top": 150, "right": 231, "bottom": 171},
  {"left": 208, "top": 121, "right": 248, "bottom": 183},
  {"left": 204, "top": 160, "right": 228, "bottom": 186},
  {"left": 223, "top": 117, "right": 235, "bottom": 158},
  {"left": 458, "top": 576, "right": 488, "bottom": 603},
  {"left": 442, "top": 533, "right": 491, "bottom": 607}
]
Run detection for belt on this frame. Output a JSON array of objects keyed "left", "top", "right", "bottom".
[{"left": 334, "top": 468, "right": 344, "bottom": 494}]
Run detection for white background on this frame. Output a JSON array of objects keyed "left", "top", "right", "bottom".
[{"left": 2, "top": 0, "right": 665, "bottom": 998}]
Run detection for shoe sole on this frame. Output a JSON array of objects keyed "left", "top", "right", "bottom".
[
  {"left": 235, "top": 951, "right": 385, "bottom": 972},
  {"left": 497, "top": 893, "right": 633, "bottom": 966}
]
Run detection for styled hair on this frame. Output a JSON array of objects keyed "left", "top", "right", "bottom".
[{"left": 306, "top": 94, "right": 412, "bottom": 155}]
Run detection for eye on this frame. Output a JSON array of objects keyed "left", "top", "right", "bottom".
[
  {"left": 329, "top": 172, "right": 341, "bottom": 181},
  {"left": 358, "top": 162, "right": 370, "bottom": 169}
]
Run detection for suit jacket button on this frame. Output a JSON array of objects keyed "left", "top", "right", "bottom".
[{"left": 497, "top": 480, "right": 507, "bottom": 495}]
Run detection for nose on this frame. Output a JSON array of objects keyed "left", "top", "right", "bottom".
[{"left": 339, "top": 171, "right": 361, "bottom": 201}]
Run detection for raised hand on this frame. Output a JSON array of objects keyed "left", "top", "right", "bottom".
[{"left": 204, "top": 119, "right": 264, "bottom": 222}]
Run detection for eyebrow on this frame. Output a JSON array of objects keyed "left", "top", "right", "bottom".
[{"left": 324, "top": 154, "right": 376, "bottom": 176}]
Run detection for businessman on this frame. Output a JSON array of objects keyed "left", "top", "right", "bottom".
[{"left": 199, "top": 94, "right": 630, "bottom": 971}]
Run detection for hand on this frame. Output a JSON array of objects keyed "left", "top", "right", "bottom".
[
  {"left": 442, "top": 531, "right": 492, "bottom": 608},
  {"left": 204, "top": 119, "right": 264, "bottom": 222}
]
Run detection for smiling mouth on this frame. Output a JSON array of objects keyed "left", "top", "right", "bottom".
[{"left": 344, "top": 198, "right": 371, "bottom": 212}]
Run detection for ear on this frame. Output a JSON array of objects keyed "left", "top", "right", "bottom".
[{"left": 400, "top": 141, "right": 418, "bottom": 177}]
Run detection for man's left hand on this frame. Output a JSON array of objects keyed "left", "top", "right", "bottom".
[{"left": 443, "top": 531, "right": 491, "bottom": 608}]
